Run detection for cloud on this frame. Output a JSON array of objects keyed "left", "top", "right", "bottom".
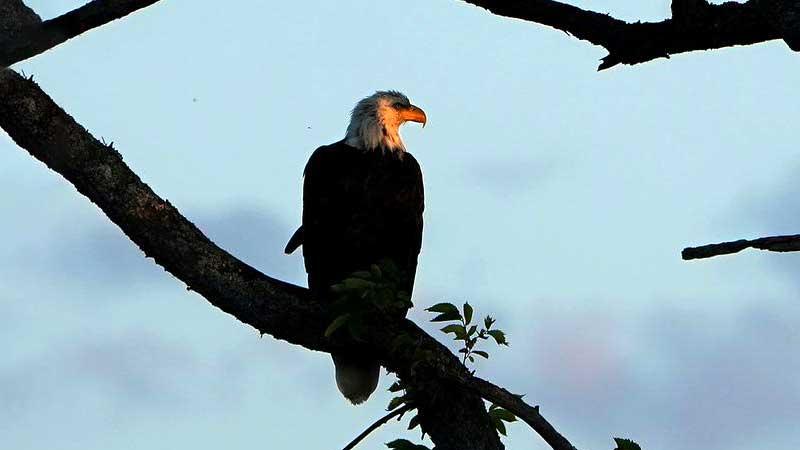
[
  {"left": 466, "top": 157, "right": 558, "bottom": 194},
  {"left": 0, "top": 328, "right": 331, "bottom": 424},
  {"left": 494, "top": 303, "right": 800, "bottom": 450},
  {"left": 10, "top": 205, "right": 304, "bottom": 289},
  {"left": 195, "top": 207, "right": 303, "bottom": 281}
]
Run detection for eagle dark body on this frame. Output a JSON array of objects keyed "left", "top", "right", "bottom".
[
  {"left": 285, "top": 90, "right": 427, "bottom": 405},
  {"left": 299, "top": 141, "right": 424, "bottom": 296}
]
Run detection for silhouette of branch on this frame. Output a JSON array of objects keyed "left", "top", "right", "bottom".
[
  {"left": 0, "top": 0, "right": 163, "bottom": 68},
  {"left": 460, "top": 0, "right": 784, "bottom": 69},
  {"left": 342, "top": 404, "right": 415, "bottom": 450},
  {"left": 465, "top": 377, "right": 578, "bottom": 450},
  {"left": 683, "top": 234, "right": 800, "bottom": 260}
]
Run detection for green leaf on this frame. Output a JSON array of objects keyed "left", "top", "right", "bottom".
[
  {"left": 442, "top": 323, "right": 467, "bottom": 339},
  {"left": 387, "top": 396, "right": 406, "bottom": 411},
  {"left": 489, "top": 407, "right": 517, "bottom": 422},
  {"left": 484, "top": 315, "right": 495, "bottom": 329},
  {"left": 463, "top": 302, "right": 474, "bottom": 324},
  {"left": 492, "top": 417, "right": 507, "bottom": 436},
  {"left": 426, "top": 302, "right": 459, "bottom": 315},
  {"left": 351, "top": 270, "right": 372, "bottom": 279},
  {"left": 386, "top": 439, "right": 430, "bottom": 450},
  {"left": 467, "top": 325, "right": 478, "bottom": 337},
  {"left": 408, "top": 414, "right": 421, "bottom": 430},
  {"left": 487, "top": 329, "right": 508, "bottom": 346},
  {"left": 613, "top": 438, "right": 642, "bottom": 450},
  {"left": 430, "top": 311, "right": 462, "bottom": 322},
  {"left": 324, "top": 313, "right": 351, "bottom": 337},
  {"left": 473, "top": 350, "right": 489, "bottom": 359},
  {"left": 343, "top": 278, "right": 375, "bottom": 290}
]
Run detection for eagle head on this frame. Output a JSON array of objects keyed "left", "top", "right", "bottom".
[{"left": 344, "top": 90, "right": 427, "bottom": 152}]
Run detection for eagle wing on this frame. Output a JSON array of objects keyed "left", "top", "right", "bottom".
[{"left": 300, "top": 142, "right": 424, "bottom": 296}]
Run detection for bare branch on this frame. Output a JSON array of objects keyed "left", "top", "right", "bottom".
[
  {"left": 0, "top": 0, "right": 163, "bottom": 68},
  {"left": 342, "top": 404, "right": 415, "bottom": 450},
  {"left": 459, "top": 0, "right": 783, "bottom": 69},
  {"left": 683, "top": 234, "right": 800, "bottom": 260},
  {"left": 464, "top": 377, "right": 579, "bottom": 450}
]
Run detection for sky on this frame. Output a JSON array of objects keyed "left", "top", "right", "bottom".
[{"left": 2, "top": 1, "right": 800, "bottom": 449}]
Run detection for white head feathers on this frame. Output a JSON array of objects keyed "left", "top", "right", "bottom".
[{"left": 344, "top": 91, "right": 427, "bottom": 152}]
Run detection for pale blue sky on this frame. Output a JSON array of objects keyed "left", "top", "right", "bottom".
[{"left": 2, "top": 1, "right": 800, "bottom": 449}]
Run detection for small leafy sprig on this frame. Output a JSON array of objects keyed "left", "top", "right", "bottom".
[
  {"left": 426, "top": 301, "right": 509, "bottom": 368},
  {"left": 386, "top": 381, "right": 423, "bottom": 437},
  {"left": 325, "top": 260, "right": 412, "bottom": 340},
  {"left": 488, "top": 403, "right": 518, "bottom": 437}
]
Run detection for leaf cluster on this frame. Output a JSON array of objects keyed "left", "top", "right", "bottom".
[
  {"left": 324, "top": 260, "right": 413, "bottom": 340},
  {"left": 386, "top": 381, "right": 424, "bottom": 439},
  {"left": 426, "top": 302, "right": 508, "bottom": 368}
]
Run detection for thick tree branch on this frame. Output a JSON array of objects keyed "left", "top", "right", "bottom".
[
  {"left": 0, "top": 69, "right": 510, "bottom": 450},
  {"left": 683, "top": 234, "right": 800, "bottom": 260},
  {"left": 0, "top": 0, "right": 163, "bottom": 68},
  {"left": 0, "top": 0, "right": 41, "bottom": 39},
  {"left": 460, "top": 0, "right": 784, "bottom": 69}
]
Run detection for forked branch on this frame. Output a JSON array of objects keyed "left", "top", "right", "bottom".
[{"left": 460, "top": 0, "right": 787, "bottom": 69}]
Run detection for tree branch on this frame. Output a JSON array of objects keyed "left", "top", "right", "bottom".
[
  {"left": 682, "top": 233, "right": 800, "bottom": 260},
  {"left": 0, "top": 68, "right": 510, "bottom": 450},
  {"left": 465, "top": 377, "right": 578, "bottom": 450},
  {"left": 459, "top": 0, "right": 784, "bottom": 69},
  {"left": 0, "top": 0, "right": 163, "bottom": 68},
  {"left": 342, "top": 404, "right": 415, "bottom": 450}
]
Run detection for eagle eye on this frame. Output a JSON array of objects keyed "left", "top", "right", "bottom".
[{"left": 392, "top": 101, "right": 405, "bottom": 109}]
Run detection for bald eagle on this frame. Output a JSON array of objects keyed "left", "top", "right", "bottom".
[{"left": 285, "top": 91, "right": 426, "bottom": 404}]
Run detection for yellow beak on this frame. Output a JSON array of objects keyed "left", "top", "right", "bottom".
[{"left": 402, "top": 104, "right": 427, "bottom": 128}]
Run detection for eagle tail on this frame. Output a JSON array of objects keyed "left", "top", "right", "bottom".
[
  {"left": 332, "top": 353, "right": 380, "bottom": 405},
  {"left": 284, "top": 226, "right": 304, "bottom": 254}
]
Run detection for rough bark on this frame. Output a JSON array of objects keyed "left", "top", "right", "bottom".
[
  {"left": 0, "top": 0, "right": 162, "bottom": 68},
  {"left": 0, "top": 0, "right": 40, "bottom": 44}
]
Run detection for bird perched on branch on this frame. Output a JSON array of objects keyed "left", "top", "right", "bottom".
[{"left": 285, "top": 91, "right": 427, "bottom": 404}]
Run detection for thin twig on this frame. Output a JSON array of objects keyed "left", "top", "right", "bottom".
[{"left": 342, "top": 404, "right": 414, "bottom": 450}]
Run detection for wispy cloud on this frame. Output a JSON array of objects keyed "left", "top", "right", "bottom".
[
  {"left": 494, "top": 303, "right": 800, "bottom": 450},
  {"left": 7, "top": 205, "right": 304, "bottom": 289},
  {"left": 466, "top": 157, "right": 559, "bottom": 194}
]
